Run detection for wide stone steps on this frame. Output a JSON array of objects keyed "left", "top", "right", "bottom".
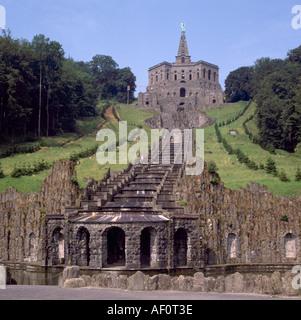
[{"left": 68, "top": 132, "right": 189, "bottom": 218}]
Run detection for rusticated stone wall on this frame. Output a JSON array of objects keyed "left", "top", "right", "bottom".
[
  {"left": 178, "top": 164, "right": 301, "bottom": 266},
  {"left": 61, "top": 267, "right": 301, "bottom": 296},
  {"left": 0, "top": 160, "right": 80, "bottom": 264}
]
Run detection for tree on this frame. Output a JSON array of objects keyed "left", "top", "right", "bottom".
[
  {"left": 278, "top": 169, "right": 290, "bottom": 182},
  {"left": 0, "top": 162, "right": 4, "bottom": 178},
  {"left": 31, "top": 34, "right": 49, "bottom": 138},
  {"left": 208, "top": 161, "right": 218, "bottom": 174},
  {"left": 90, "top": 54, "right": 118, "bottom": 99},
  {"left": 265, "top": 157, "right": 278, "bottom": 176},
  {"left": 44, "top": 40, "right": 64, "bottom": 136},
  {"left": 287, "top": 45, "right": 301, "bottom": 64},
  {"left": 115, "top": 67, "right": 136, "bottom": 104},
  {"left": 224, "top": 66, "right": 254, "bottom": 102},
  {"left": 295, "top": 166, "right": 301, "bottom": 182}
]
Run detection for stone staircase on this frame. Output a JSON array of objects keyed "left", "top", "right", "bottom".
[{"left": 67, "top": 131, "right": 189, "bottom": 222}]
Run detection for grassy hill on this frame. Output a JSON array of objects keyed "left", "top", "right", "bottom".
[
  {"left": 0, "top": 100, "right": 156, "bottom": 193},
  {"left": 202, "top": 101, "right": 301, "bottom": 197},
  {"left": 0, "top": 99, "right": 300, "bottom": 197}
]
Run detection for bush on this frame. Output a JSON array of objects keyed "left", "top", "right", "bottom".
[
  {"left": 179, "top": 200, "right": 187, "bottom": 207},
  {"left": 278, "top": 169, "right": 290, "bottom": 182},
  {"left": 69, "top": 144, "right": 99, "bottom": 163},
  {"left": 295, "top": 166, "right": 301, "bottom": 182},
  {"left": 210, "top": 178, "right": 219, "bottom": 185},
  {"left": 11, "top": 159, "right": 52, "bottom": 178},
  {"left": 208, "top": 161, "right": 218, "bottom": 174},
  {"left": 0, "top": 163, "right": 4, "bottom": 179},
  {"left": 281, "top": 214, "right": 289, "bottom": 222},
  {"left": 265, "top": 157, "right": 278, "bottom": 176},
  {"left": 0, "top": 143, "right": 41, "bottom": 159}
]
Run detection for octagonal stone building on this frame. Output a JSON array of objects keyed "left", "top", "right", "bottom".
[{"left": 138, "top": 23, "right": 224, "bottom": 122}]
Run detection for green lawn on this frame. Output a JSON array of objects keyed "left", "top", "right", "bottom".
[
  {"left": 202, "top": 102, "right": 301, "bottom": 197},
  {"left": 0, "top": 100, "right": 157, "bottom": 193},
  {"left": 0, "top": 99, "right": 300, "bottom": 197}
]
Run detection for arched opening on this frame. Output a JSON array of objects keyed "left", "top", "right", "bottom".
[
  {"left": 180, "top": 88, "right": 186, "bottom": 98},
  {"left": 29, "top": 233, "right": 37, "bottom": 262},
  {"left": 181, "top": 57, "right": 185, "bottom": 63},
  {"left": 174, "top": 228, "right": 188, "bottom": 266},
  {"left": 227, "top": 233, "right": 237, "bottom": 259},
  {"left": 208, "top": 70, "right": 211, "bottom": 81},
  {"left": 107, "top": 227, "right": 125, "bottom": 266},
  {"left": 77, "top": 227, "right": 90, "bottom": 267},
  {"left": 51, "top": 228, "right": 65, "bottom": 265},
  {"left": 140, "top": 227, "right": 157, "bottom": 267},
  {"left": 285, "top": 233, "right": 296, "bottom": 258}
]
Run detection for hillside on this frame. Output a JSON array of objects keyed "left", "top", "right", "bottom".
[
  {"left": 202, "top": 101, "right": 301, "bottom": 197},
  {"left": 0, "top": 100, "right": 300, "bottom": 197},
  {"left": 0, "top": 100, "right": 156, "bottom": 194}
]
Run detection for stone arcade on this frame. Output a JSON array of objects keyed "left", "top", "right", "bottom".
[{"left": 45, "top": 134, "right": 202, "bottom": 270}]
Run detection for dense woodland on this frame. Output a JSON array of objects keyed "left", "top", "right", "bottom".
[
  {"left": 224, "top": 45, "right": 301, "bottom": 153},
  {"left": 0, "top": 31, "right": 136, "bottom": 142}
]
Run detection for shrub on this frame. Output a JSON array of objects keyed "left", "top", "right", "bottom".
[
  {"left": 278, "top": 169, "right": 290, "bottom": 182},
  {"left": 281, "top": 214, "right": 289, "bottom": 222},
  {"left": 11, "top": 159, "right": 52, "bottom": 178},
  {"left": 265, "top": 157, "right": 278, "bottom": 176},
  {"left": 179, "top": 200, "right": 187, "bottom": 207},
  {"left": 208, "top": 161, "right": 218, "bottom": 174},
  {"left": 295, "top": 166, "right": 301, "bottom": 182},
  {"left": 210, "top": 178, "right": 219, "bottom": 185},
  {"left": 71, "top": 176, "right": 79, "bottom": 187},
  {"left": 0, "top": 163, "right": 4, "bottom": 179}
]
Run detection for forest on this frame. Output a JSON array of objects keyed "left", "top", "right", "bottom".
[
  {"left": 0, "top": 31, "right": 136, "bottom": 143},
  {"left": 224, "top": 45, "right": 301, "bottom": 153}
]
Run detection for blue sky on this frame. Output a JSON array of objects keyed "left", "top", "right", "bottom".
[{"left": 1, "top": 0, "right": 300, "bottom": 94}]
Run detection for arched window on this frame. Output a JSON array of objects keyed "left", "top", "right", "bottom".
[
  {"left": 77, "top": 227, "right": 90, "bottom": 267},
  {"left": 107, "top": 227, "right": 125, "bottom": 266},
  {"left": 140, "top": 227, "right": 157, "bottom": 267},
  {"left": 227, "top": 233, "right": 237, "bottom": 259},
  {"left": 174, "top": 229, "right": 188, "bottom": 266},
  {"left": 285, "top": 233, "right": 296, "bottom": 258},
  {"left": 181, "top": 57, "right": 185, "bottom": 63},
  {"left": 180, "top": 88, "right": 186, "bottom": 98},
  {"left": 203, "top": 69, "right": 206, "bottom": 79},
  {"left": 29, "top": 233, "right": 37, "bottom": 262},
  {"left": 51, "top": 228, "right": 65, "bottom": 265},
  {"left": 208, "top": 70, "right": 211, "bottom": 81}
]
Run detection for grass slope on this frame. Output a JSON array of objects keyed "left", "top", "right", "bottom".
[
  {"left": 0, "top": 99, "right": 300, "bottom": 197},
  {"left": 0, "top": 100, "right": 157, "bottom": 193},
  {"left": 203, "top": 101, "right": 301, "bottom": 197}
]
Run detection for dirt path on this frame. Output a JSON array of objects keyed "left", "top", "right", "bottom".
[{"left": 104, "top": 105, "right": 118, "bottom": 123}]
